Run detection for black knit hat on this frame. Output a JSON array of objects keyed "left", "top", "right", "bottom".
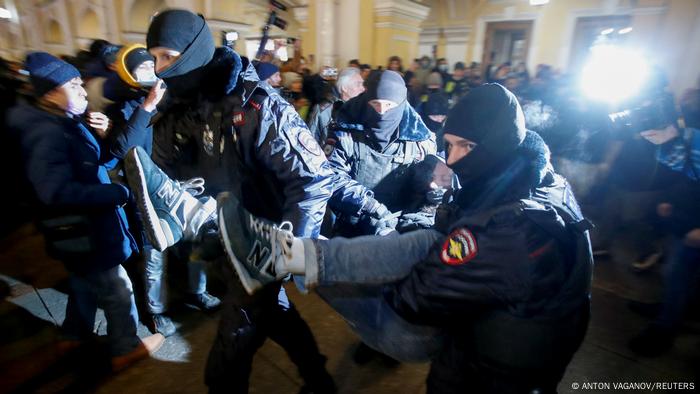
[
  {"left": 25, "top": 52, "right": 81, "bottom": 97},
  {"left": 424, "top": 93, "right": 449, "bottom": 115},
  {"left": 146, "top": 9, "right": 215, "bottom": 79},
  {"left": 147, "top": 9, "right": 204, "bottom": 52},
  {"left": 444, "top": 83, "right": 526, "bottom": 181},
  {"left": 125, "top": 47, "right": 153, "bottom": 73},
  {"left": 444, "top": 83, "right": 525, "bottom": 148}
]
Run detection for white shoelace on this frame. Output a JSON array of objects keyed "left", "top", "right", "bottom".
[
  {"left": 276, "top": 221, "right": 295, "bottom": 260},
  {"left": 179, "top": 177, "right": 205, "bottom": 196}
]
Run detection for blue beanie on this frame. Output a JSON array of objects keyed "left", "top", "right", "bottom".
[
  {"left": 255, "top": 62, "right": 279, "bottom": 81},
  {"left": 25, "top": 52, "right": 80, "bottom": 97}
]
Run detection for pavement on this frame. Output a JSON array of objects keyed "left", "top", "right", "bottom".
[{"left": 0, "top": 222, "right": 698, "bottom": 394}]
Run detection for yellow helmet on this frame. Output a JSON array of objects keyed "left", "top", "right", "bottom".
[{"left": 115, "top": 43, "right": 150, "bottom": 88}]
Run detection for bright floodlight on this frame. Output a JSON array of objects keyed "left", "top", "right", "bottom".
[
  {"left": 0, "top": 7, "right": 11, "bottom": 19},
  {"left": 580, "top": 44, "right": 649, "bottom": 103}
]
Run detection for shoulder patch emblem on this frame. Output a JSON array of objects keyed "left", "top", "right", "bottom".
[
  {"left": 441, "top": 228, "right": 478, "bottom": 265},
  {"left": 298, "top": 131, "right": 323, "bottom": 156}
]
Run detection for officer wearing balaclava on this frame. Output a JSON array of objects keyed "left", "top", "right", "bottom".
[
  {"left": 126, "top": 9, "right": 337, "bottom": 394},
  {"left": 388, "top": 84, "right": 594, "bottom": 393},
  {"left": 324, "top": 70, "right": 437, "bottom": 237}
]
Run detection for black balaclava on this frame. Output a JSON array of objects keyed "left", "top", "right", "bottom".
[
  {"left": 423, "top": 93, "right": 449, "bottom": 133},
  {"left": 146, "top": 9, "right": 215, "bottom": 98},
  {"left": 444, "top": 83, "right": 526, "bottom": 184},
  {"left": 362, "top": 70, "right": 407, "bottom": 149}
]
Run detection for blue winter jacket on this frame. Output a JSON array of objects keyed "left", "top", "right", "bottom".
[{"left": 8, "top": 104, "right": 137, "bottom": 273}]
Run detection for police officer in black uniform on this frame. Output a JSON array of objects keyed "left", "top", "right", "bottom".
[
  {"left": 389, "top": 84, "right": 594, "bottom": 393},
  {"left": 126, "top": 9, "right": 336, "bottom": 393},
  {"left": 325, "top": 70, "right": 437, "bottom": 236}
]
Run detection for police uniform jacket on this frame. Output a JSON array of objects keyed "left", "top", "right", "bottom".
[
  {"left": 386, "top": 130, "right": 593, "bottom": 392},
  {"left": 151, "top": 47, "right": 334, "bottom": 237}
]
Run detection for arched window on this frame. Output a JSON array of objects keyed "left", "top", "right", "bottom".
[
  {"left": 78, "top": 9, "right": 102, "bottom": 38},
  {"left": 45, "top": 19, "right": 64, "bottom": 44}
]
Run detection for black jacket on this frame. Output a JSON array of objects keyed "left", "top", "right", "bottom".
[
  {"left": 386, "top": 131, "right": 593, "bottom": 392},
  {"left": 151, "top": 47, "right": 334, "bottom": 237}
]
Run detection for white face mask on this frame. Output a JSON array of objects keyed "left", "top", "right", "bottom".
[
  {"left": 67, "top": 98, "right": 88, "bottom": 115},
  {"left": 134, "top": 68, "right": 158, "bottom": 87}
]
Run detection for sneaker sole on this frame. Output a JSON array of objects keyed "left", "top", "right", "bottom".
[
  {"left": 126, "top": 150, "right": 170, "bottom": 252},
  {"left": 218, "top": 193, "right": 262, "bottom": 295}
]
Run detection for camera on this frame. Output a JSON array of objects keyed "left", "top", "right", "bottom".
[
  {"left": 320, "top": 67, "right": 338, "bottom": 79},
  {"left": 608, "top": 93, "right": 677, "bottom": 133}
]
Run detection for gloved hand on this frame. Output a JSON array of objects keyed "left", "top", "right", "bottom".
[
  {"left": 373, "top": 210, "right": 402, "bottom": 236},
  {"left": 366, "top": 199, "right": 391, "bottom": 220},
  {"left": 397, "top": 211, "right": 435, "bottom": 232}
]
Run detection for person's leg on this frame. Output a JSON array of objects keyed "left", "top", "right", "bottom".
[
  {"left": 217, "top": 192, "right": 445, "bottom": 361},
  {"left": 217, "top": 191, "right": 442, "bottom": 292},
  {"left": 205, "top": 259, "right": 273, "bottom": 394},
  {"left": 62, "top": 273, "right": 98, "bottom": 339},
  {"left": 316, "top": 285, "right": 444, "bottom": 362},
  {"left": 656, "top": 239, "right": 700, "bottom": 329},
  {"left": 305, "top": 230, "right": 443, "bottom": 287},
  {"left": 186, "top": 258, "right": 222, "bottom": 311},
  {"left": 94, "top": 265, "right": 142, "bottom": 356},
  {"left": 143, "top": 245, "right": 166, "bottom": 315},
  {"left": 266, "top": 286, "right": 335, "bottom": 393},
  {"left": 142, "top": 244, "right": 176, "bottom": 336},
  {"left": 630, "top": 237, "right": 700, "bottom": 355}
]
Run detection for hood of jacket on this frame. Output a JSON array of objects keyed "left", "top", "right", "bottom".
[{"left": 454, "top": 129, "right": 553, "bottom": 211}]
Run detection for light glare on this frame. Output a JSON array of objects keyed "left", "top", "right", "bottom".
[
  {"left": 0, "top": 7, "right": 11, "bottom": 19},
  {"left": 618, "top": 27, "right": 633, "bottom": 34},
  {"left": 580, "top": 45, "right": 649, "bottom": 103}
]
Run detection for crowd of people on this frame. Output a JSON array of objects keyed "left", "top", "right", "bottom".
[{"left": 0, "top": 7, "right": 698, "bottom": 394}]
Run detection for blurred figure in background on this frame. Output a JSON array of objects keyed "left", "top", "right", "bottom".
[
  {"left": 308, "top": 67, "right": 365, "bottom": 144},
  {"left": 254, "top": 62, "right": 282, "bottom": 88}
]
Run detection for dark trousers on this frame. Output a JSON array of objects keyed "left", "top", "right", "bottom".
[{"left": 205, "top": 263, "right": 335, "bottom": 394}]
